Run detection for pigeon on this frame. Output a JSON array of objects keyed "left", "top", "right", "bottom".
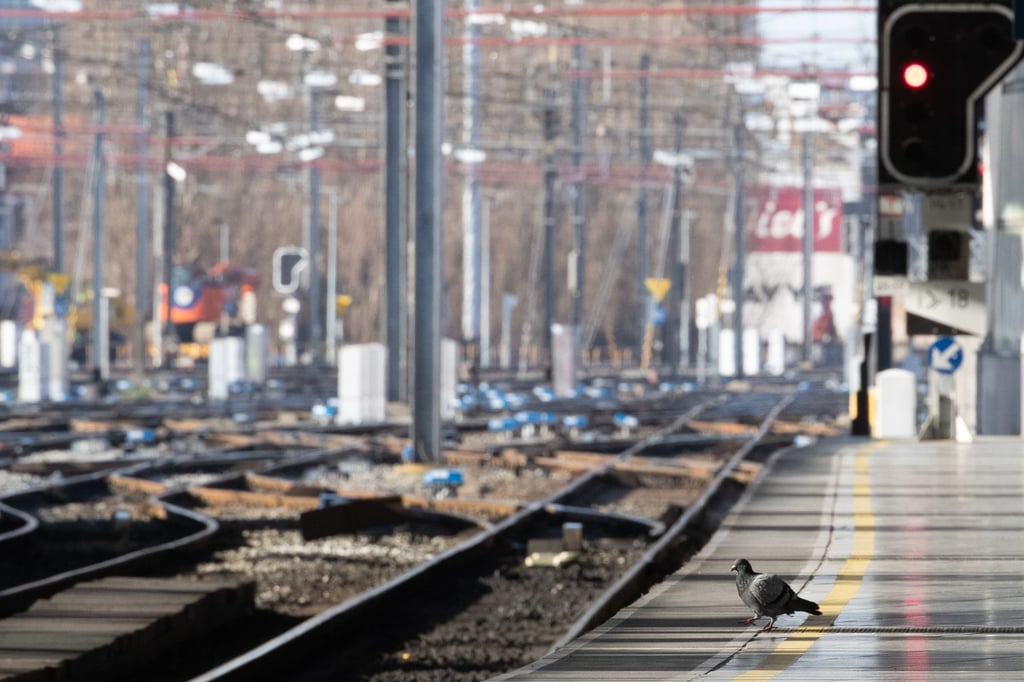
[{"left": 730, "top": 558, "right": 821, "bottom": 631}]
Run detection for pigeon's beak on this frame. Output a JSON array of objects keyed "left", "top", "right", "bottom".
[{"left": 730, "top": 563, "right": 737, "bottom": 572}]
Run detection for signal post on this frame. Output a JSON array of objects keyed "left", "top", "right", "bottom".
[{"left": 868, "top": 1, "right": 1024, "bottom": 436}]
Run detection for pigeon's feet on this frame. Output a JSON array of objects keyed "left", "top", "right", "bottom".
[
  {"left": 738, "top": 616, "right": 758, "bottom": 626},
  {"left": 760, "top": 618, "right": 776, "bottom": 632}
]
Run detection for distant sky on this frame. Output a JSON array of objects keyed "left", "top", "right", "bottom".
[{"left": 757, "top": 0, "right": 876, "bottom": 71}]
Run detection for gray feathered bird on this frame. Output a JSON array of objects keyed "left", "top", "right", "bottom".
[{"left": 731, "top": 558, "right": 821, "bottom": 631}]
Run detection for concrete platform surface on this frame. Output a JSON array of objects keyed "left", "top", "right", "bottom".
[{"left": 496, "top": 437, "right": 1024, "bottom": 680}]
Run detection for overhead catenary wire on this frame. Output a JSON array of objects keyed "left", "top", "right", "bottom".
[
  {"left": 0, "top": 0, "right": 873, "bottom": 362},
  {"left": 0, "top": 4, "right": 878, "bottom": 22}
]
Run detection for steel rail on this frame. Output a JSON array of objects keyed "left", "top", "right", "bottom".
[
  {"left": 0, "top": 468, "right": 219, "bottom": 616},
  {"left": 549, "top": 393, "right": 796, "bottom": 649},
  {"left": 189, "top": 394, "right": 730, "bottom": 681}
]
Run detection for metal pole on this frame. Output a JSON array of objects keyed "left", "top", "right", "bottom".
[
  {"left": 480, "top": 197, "right": 491, "bottom": 367},
  {"left": 99, "top": 295, "right": 110, "bottom": 380},
  {"left": 732, "top": 118, "right": 745, "bottom": 379},
  {"left": 52, "top": 24, "right": 64, "bottom": 273},
  {"left": 665, "top": 113, "right": 686, "bottom": 375},
  {"left": 219, "top": 219, "right": 229, "bottom": 263},
  {"left": 802, "top": 130, "right": 814, "bottom": 364},
  {"left": 852, "top": 332, "right": 873, "bottom": 435},
  {"left": 326, "top": 191, "right": 339, "bottom": 364},
  {"left": 571, "top": 42, "right": 587, "bottom": 375},
  {"left": 542, "top": 88, "right": 557, "bottom": 378},
  {"left": 152, "top": 184, "right": 163, "bottom": 366},
  {"left": 385, "top": 1, "right": 408, "bottom": 402},
  {"left": 877, "top": 295, "right": 893, "bottom": 371},
  {"left": 91, "top": 90, "right": 106, "bottom": 381},
  {"left": 162, "top": 111, "right": 175, "bottom": 350},
  {"left": 413, "top": 0, "right": 444, "bottom": 462},
  {"left": 501, "top": 293, "right": 516, "bottom": 369},
  {"left": 308, "top": 90, "right": 322, "bottom": 365},
  {"left": 134, "top": 39, "right": 150, "bottom": 374},
  {"left": 637, "top": 53, "right": 651, "bottom": 362},
  {"left": 461, "top": 0, "right": 481, "bottom": 357}
]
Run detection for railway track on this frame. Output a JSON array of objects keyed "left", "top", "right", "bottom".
[
  {"left": 188, "top": 391, "right": 811, "bottom": 681},
  {"left": 0, "top": 384, "right": 847, "bottom": 682}
]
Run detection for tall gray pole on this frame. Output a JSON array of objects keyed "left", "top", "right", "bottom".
[
  {"left": 480, "top": 198, "right": 491, "bottom": 367},
  {"left": 732, "top": 119, "right": 745, "bottom": 379},
  {"left": 51, "top": 24, "right": 64, "bottom": 273},
  {"left": 218, "top": 219, "right": 229, "bottom": 263},
  {"left": 501, "top": 293, "right": 517, "bottom": 369},
  {"left": 385, "top": 2, "right": 408, "bottom": 402},
  {"left": 571, "top": 42, "right": 587, "bottom": 373},
  {"left": 636, "top": 53, "right": 651, "bottom": 363},
  {"left": 91, "top": 90, "right": 106, "bottom": 381},
  {"left": 541, "top": 89, "right": 557, "bottom": 379},
  {"left": 461, "top": 0, "right": 482, "bottom": 358},
  {"left": 326, "top": 191, "right": 339, "bottom": 364},
  {"left": 162, "top": 111, "right": 176, "bottom": 349},
  {"left": 665, "top": 113, "right": 686, "bottom": 374},
  {"left": 308, "top": 91, "right": 322, "bottom": 364},
  {"left": 413, "top": 0, "right": 444, "bottom": 462},
  {"left": 802, "top": 131, "right": 814, "bottom": 364},
  {"left": 133, "top": 40, "right": 150, "bottom": 374}
]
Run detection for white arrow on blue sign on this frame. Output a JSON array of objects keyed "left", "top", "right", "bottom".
[
  {"left": 928, "top": 336, "right": 963, "bottom": 375},
  {"left": 652, "top": 304, "right": 667, "bottom": 326}
]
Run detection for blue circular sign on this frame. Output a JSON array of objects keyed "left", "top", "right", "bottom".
[
  {"left": 652, "top": 304, "right": 667, "bottom": 326},
  {"left": 928, "top": 336, "right": 963, "bottom": 375}
]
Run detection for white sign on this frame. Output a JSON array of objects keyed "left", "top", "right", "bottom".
[
  {"left": 695, "top": 295, "right": 718, "bottom": 330},
  {"left": 905, "top": 280, "right": 986, "bottom": 336},
  {"left": 878, "top": 194, "right": 904, "bottom": 239},
  {"left": 878, "top": 194, "right": 904, "bottom": 217},
  {"left": 873, "top": 276, "right": 909, "bottom": 297},
  {"left": 921, "top": 192, "right": 972, "bottom": 230}
]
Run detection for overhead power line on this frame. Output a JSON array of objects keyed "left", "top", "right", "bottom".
[{"left": 0, "top": 4, "right": 877, "bottom": 22}]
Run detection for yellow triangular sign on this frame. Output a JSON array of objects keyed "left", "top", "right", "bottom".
[
  {"left": 48, "top": 273, "right": 71, "bottom": 293},
  {"left": 645, "top": 277, "right": 670, "bottom": 302}
]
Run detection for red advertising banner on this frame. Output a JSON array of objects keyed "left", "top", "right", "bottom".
[{"left": 747, "top": 186, "right": 844, "bottom": 253}]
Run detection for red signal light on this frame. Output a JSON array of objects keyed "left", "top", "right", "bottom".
[{"left": 902, "top": 62, "right": 929, "bottom": 89}]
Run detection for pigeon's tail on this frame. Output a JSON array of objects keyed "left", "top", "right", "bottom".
[{"left": 790, "top": 596, "right": 821, "bottom": 616}]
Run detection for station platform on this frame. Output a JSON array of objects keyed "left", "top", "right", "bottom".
[{"left": 497, "top": 437, "right": 1024, "bottom": 680}]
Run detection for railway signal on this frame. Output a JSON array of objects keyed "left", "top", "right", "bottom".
[
  {"left": 272, "top": 246, "right": 309, "bottom": 295},
  {"left": 901, "top": 62, "right": 929, "bottom": 88},
  {"left": 879, "top": 3, "right": 1023, "bottom": 189}
]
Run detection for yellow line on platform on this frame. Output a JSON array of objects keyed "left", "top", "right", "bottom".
[{"left": 734, "top": 442, "right": 882, "bottom": 680}]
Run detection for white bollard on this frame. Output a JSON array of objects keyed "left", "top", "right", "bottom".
[
  {"left": 718, "top": 328, "right": 736, "bottom": 377},
  {"left": 742, "top": 328, "right": 760, "bottom": 376},
  {"left": 208, "top": 340, "right": 227, "bottom": 400},
  {"left": 765, "top": 329, "right": 786, "bottom": 376},
  {"left": 17, "top": 330, "right": 46, "bottom": 403},
  {"left": 337, "top": 343, "right": 387, "bottom": 424},
  {"left": 875, "top": 368, "right": 917, "bottom": 438},
  {"left": 208, "top": 337, "right": 246, "bottom": 400},
  {"left": 0, "top": 320, "right": 18, "bottom": 368},
  {"left": 551, "top": 324, "right": 577, "bottom": 396},
  {"left": 224, "top": 336, "right": 245, "bottom": 385},
  {"left": 244, "top": 325, "right": 269, "bottom": 384},
  {"left": 43, "top": 320, "right": 69, "bottom": 401},
  {"left": 440, "top": 338, "right": 458, "bottom": 421}
]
